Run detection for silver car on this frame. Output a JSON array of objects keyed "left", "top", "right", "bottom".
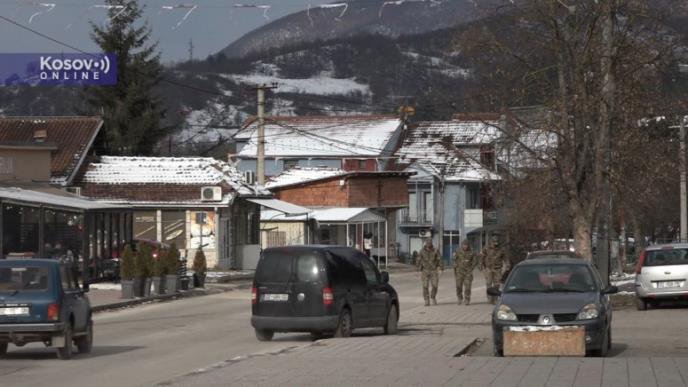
[{"left": 635, "top": 243, "right": 688, "bottom": 310}]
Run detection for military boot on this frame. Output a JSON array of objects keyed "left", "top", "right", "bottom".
[
  {"left": 457, "top": 298, "right": 463, "bottom": 305},
  {"left": 424, "top": 299, "right": 430, "bottom": 307},
  {"left": 465, "top": 298, "right": 470, "bottom": 306},
  {"left": 431, "top": 298, "right": 437, "bottom": 306}
]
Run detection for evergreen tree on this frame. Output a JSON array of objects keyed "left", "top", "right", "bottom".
[{"left": 87, "top": 0, "right": 166, "bottom": 155}]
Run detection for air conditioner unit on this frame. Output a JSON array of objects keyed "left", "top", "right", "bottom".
[
  {"left": 201, "top": 186, "right": 222, "bottom": 201},
  {"left": 419, "top": 230, "right": 432, "bottom": 238},
  {"left": 243, "top": 170, "right": 256, "bottom": 185}
]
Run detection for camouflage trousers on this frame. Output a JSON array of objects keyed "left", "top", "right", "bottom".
[
  {"left": 421, "top": 271, "right": 439, "bottom": 302},
  {"left": 455, "top": 271, "right": 473, "bottom": 303},
  {"left": 484, "top": 269, "right": 502, "bottom": 304}
]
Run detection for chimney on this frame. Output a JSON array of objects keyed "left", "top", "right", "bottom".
[{"left": 33, "top": 129, "right": 48, "bottom": 143}]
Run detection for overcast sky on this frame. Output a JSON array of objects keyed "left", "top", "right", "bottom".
[{"left": 0, "top": 0, "right": 317, "bottom": 63}]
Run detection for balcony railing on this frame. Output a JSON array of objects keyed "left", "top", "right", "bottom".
[{"left": 399, "top": 209, "right": 432, "bottom": 226}]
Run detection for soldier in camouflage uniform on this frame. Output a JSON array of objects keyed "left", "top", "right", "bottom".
[
  {"left": 480, "top": 236, "right": 510, "bottom": 305},
  {"left": 417, "top": 240, "right": 443, "bottom": 306},
  {"left": 453, "top": 239, "right": 478, "bottom": 305}
]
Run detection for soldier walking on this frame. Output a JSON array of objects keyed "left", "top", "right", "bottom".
[
  {"left": 480, "top": 236, "right": 510, "bottom": 305},
  {"left": 417, "top": 240, "right": 443, "bottom": 306},
  {"left": 453, "top": 239, "right": 478, "bottom": 305}
]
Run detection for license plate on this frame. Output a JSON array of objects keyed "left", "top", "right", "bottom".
[
  {"left": 0, "top": 307, "right": 29, "bottom": 316},
  {"left": 656, "top": 281, "right": 684, "bottom": 289},
  {"left": 261, "top": 293, "right": 289, "bottom": 302}
]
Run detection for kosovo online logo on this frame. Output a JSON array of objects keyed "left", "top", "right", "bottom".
[{"left": 0, "top": 53, "right": 117, "bottom": 86}]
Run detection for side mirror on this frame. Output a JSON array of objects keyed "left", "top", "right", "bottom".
[
  {"left": 602, "top": 285, "right": 618, "bottom": 295},
  {"left": 381, "top": 271, "right": 390, "bottom": 284},
  {"left": 486, "top": 287, "right": 502, "bottom": 296}
]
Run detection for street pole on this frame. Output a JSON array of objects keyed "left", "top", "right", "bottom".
[
  {"left": 681, "top": 117, "right": 687, "bottom": 242},
  {"left": 437, "top": 167, "right": 445, "bottom": 262},
  {"left": 256, "top": 85, "right": 266, "bottom": 185}
]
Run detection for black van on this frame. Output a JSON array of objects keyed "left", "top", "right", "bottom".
[{"left": 251, "top": 245, "right": 399, "bottom": 341}]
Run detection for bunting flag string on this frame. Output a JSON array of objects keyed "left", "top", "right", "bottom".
[
  {"left": 233, "top": 4, "right": 271, "bottom": 21},
  {"left": 160, "top": 3, "right": 198, "bottom": 29},
  {"left": 64, "top": 4, "right": 127, "bottom": 30},
  {"left": 318, "top": 3, "right": 348, "bottom": 20},
  {"left": 27, "top": 1, "right": 55, "bottom": 23}
]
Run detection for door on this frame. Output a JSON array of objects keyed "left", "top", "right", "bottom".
[
  {"left": 410, "top": 236, "right": 423, "bottom": 262},
  {"left": 360, "top": 256, "right": 388, "bottom": 325},
  {"left": 60, "top": 265, "right": 88, "bottom": 331},
  {"left": 290, "top": 252, "right": 327, "bottom": 317},
  {"left": 253, "top": 251, "right": 294, "bottom": 317}
]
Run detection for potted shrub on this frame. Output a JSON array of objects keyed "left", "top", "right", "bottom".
[
  {"left": 135, "top": 243, "right": 154, "bottom": 297},
  {"left": 120, "top": 245, "right": 136, "bottom": 299},
  {"left": 151, "top": 249, "right": 167, "bottom": 295},
  {"left": 192, "top": 248, "right": 207, "bottom": 288},
  {"left": 165, "top": 243, "right": 180, "bottom": 293}
]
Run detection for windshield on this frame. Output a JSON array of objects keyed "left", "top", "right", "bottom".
[
  {"left": 504, "top": 264, "right": 597, "bottom": 293},
  {"left": 644, "top": 249, "right": 688, "bottom": 267},
  {"left": 0, "top": 267, "right": 50, "bottom": 292}
]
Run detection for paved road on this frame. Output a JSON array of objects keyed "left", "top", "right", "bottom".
[{"left": 2, "top": 267, "right": 687, "bottom": 386}]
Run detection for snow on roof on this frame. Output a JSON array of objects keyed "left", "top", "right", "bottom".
[
  {"left": 236, "top": 115, "right": 402, "bottom": 157},
  {"left": 265, "top": 166, "right": 347, "bottom": 189},
  {"left": 0, "top": 186, "right": 126, "bottom": 210},
  {"left": 245, "top": 198, "right": 311, "bottom": 215},
  {"left": 261, "top": 207, "right": 385, "bottom": 223},
  {"left": 82, "top": 156, "right": 268, "bottom": 196}
]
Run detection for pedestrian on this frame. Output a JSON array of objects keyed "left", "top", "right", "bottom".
[
  {"left": 416, "top": 239, "right": 443, "bottom": 306},
  {"left": 453, "top": 239, "right": 478, "bottom": 305},
  {"left": 480, "top": 236, "right": 510, "bottom": 305},
  {"left": 363, "top": 233, "right": 372, "bottom": 257}
]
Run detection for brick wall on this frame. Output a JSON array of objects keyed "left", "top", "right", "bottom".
[
  {"left": 80, "top": 183, "right": 232, "bottom": 202},
  {"left": 273, "top": 176, "right": 409, "bottom": 208}
]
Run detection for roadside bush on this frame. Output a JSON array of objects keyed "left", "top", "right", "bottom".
[
  {"left": 192, "top": 248, "right": 207, "bottom": 275},
  {"left": 136, "top": 243, "right": 154, "bottom": 278},
  {"left": 120, "top": 244, "right": 135, "bottom": 280},
  {"left": 166, "top": 243, "right": 181, "bottom": 275},
  {"left": 153, "top": 249, "right": 167, "bottom": 277}
]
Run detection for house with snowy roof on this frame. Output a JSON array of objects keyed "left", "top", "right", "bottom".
[
  {"left": 392, "top": 114, "right": 506, "bottom": 263},
  {"left": 259, "top": 166, "right": 413, "bottom": 267},
  {"left": 233, "top": 115, "right": 406, "bottom": 177},
  {"left": 76, "top": 156, "right": 276, "bottom": 269}
]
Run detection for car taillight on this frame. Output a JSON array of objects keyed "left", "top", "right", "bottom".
[
  {"left": 323, "top": 287, "right": 334, "bottom": 306},
  {"left": 251, "top": 287, "right": 257, "bottom": 304},
  {"left": 47, "top": 303, "right": 59, "bottom": 321},
  {"left": 635, "top": 250, "right": 646, "bottom": 274}
]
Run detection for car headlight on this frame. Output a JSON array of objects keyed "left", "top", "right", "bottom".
[
  {"left": 496, "top": 304, "right": 517, "bottom": 321},
  {"left": 577, "top": 303, "right": 599, "bottom": 320}
]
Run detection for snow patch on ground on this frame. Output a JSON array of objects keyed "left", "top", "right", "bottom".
[
  {"left": 221, "top": 72, "right": 370, "bottom": 96},
  {"left": 90, "top": 282, "right": 121, "bottom": 291}
]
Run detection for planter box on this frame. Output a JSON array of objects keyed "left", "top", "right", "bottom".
[
  {"left": 133, "top": 277, "right": 144, "bottom": 298},
  {"left": 152, "top": 276, "right": 166, "bottom": 295},
  {"left": 193, "top": 273, "right": 206, "bottom": 288},
  {"left": 165, "top": 274, "right": 179, "bottom": 294},
  {"left": 142, "top": 278, "right": 152, "bottom": 297},
  {"left": 503, "top": 326, "right": 585, "bottom": 357},
  {"left": 121, "top": 279, "right": 135, "bottom": 299}
]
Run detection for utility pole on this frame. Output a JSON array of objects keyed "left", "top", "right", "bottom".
[
  {"left": 188, "top": 39, "right": 194, "bottom": 62},
  {"left": 437, "top": 166, "right": 446, "bottom": 263},
  {"left": 680, "top": 117, "right": 687, "bottom": 241},
  {"left": 254, "top": 84, "right": 277, "bottom": 185}
]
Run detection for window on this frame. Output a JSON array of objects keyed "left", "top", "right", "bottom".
[
  {"left": 466, "top": 185, "right": 480, "bottom": 209},
  {"left": 283, "top": 159, "right": 299, "bottom": 170},
  {"left": 133, "top": 211, "right": 157, "bottom": 241},
  {"left": 644, "top": 249, "right": 688, "bottom": 266},
  {"left": 2, "top": 204, "right": 40, "bottom": 257},
  {"left": 359, "top": 159, "right": 368, "bottom": 170},
  {"left": 423, "top": 192, "right": 433, "bottom": 221},
  {"left": 296, "top": 254, "right": 325, "bottom": 282},
  {"left": 360, "top": 259, "right": 380, "bottom": 285},
  {"left": 162, "top": 211, "right": 186, "bottom": 248},
  {"left": 255, "top": 252, "right": 293, "bottom": 283},
  {"left": 408, "top": 192, "right": 417, "bottom": 221},
  {"left": 266, "top": 231, "right": 286, "bottom": 247},
  {"left": 0, "top": 267, "right": 49, "bottom": 291}
]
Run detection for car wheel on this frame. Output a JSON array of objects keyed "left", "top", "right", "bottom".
[
  {"left": 334, "top": 308, "right": 353, "bottom": 338},
  {"left": 636, "top": 297, "right": 648, "bottom": 311},
  {"left": 592, "top": 328, "right": 609, "bottom": 357},
  {"left": 310, "top": 332, "right": 327, "bottom": 341},
  {"left": 0, "top": 342, "right": 7, "bottom": 357},
  {"left": 76, "top": 320, "right": 93, "bottom": 354},
  {"left": 493, "top": 341, "right": 503, "bottom": 357},
  {"left": 56, "top": 326, "right": 73, "bottom": 360},
  {"left": 607, "top": 327, "right": 612, "bottom": 350},
  {"left": 255, "top": 329, "right": 274, "bottom": 342},
  {"left": 384, "top": 304, "right": 398, "bottom": 335}
]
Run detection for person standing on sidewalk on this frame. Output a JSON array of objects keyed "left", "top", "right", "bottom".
[
  {"left": 417, "top": 239, "right": 443, "bottom": 306},
  {"left": 480, "top": 236, "right": 510, "bottom": 305},
  {"left": 453, "top": 239, "right": 478, "bottom": 305}
]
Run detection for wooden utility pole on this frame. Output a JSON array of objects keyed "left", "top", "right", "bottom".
[
  {"left": 680, "top": 117, "right": 687, "bottom": 241},
  {"left": 254, "top": 84, "right": 277, "bottom": 185}
]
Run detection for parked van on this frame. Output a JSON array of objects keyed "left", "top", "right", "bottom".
[{"left": 251, "top": 245, "right": 399, "bottom": 341}]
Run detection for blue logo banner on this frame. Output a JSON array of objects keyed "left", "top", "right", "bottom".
[{"left": 0, "top": 53, "right": 117, "bottom": 86}]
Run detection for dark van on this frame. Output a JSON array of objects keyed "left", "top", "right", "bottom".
[{"left": 251, "top": 245, "right": 399, "bottom": 341}]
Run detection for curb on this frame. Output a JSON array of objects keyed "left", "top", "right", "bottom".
[{"left": 91, "top": 283, "right": 246, "bottom": 313}]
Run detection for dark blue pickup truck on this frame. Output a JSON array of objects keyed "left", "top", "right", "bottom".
[{"left": 0, "top": 259, "right": 93, "bottom": 360}]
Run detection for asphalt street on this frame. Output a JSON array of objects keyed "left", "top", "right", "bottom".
[{"left": 0, "top": 267, "right": 686, "bottom": 386}]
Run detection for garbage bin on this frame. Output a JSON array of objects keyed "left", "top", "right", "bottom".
[{"left": 180, "top": 276, "right": 190, "bottom": 290}]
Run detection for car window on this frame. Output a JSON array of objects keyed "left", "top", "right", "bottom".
[
  {"left": 645, "top": 249, "right": 688, "bottom": 266},
  {"left": 325, "top": 250, "right": 366, "bottom": 287},
  {"left": 360, "top": 259, "right": 380, "bottom": 286},
  {"left": 296, "top": 254, "right": 326, "bottom": 282},
  {"left": 505, "top": 264, "right": 596, "bottom": 293},
  {"left": 0, "top": 267, "right": 51, "bottom": 292},
  {"left": 255, "top": 251, "right": 293, "bottom": 283}
]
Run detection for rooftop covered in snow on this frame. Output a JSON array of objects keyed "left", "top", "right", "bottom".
[
  {"left": 79, "top": 156, "right": 269, "bottom": 205},
  {"left": 265, "top": 166, "right": 413, "bottom": 190},
  {"left": 235, "top": 115, "right": 403, "bottom": 158}
]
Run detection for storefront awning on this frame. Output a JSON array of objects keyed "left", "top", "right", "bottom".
[
  {"left": 246, "top": 198, "right": 311, "bottom": 216},
  {"left": 261, "top": 207, "right": 385, "bottom": 224},
  {"left": 0, "top": 186, "right": 129, "bottom": 211}
]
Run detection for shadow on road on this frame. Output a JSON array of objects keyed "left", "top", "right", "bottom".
[{"left": 4, "top": 345, "right": 144, "bottom": 360}]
